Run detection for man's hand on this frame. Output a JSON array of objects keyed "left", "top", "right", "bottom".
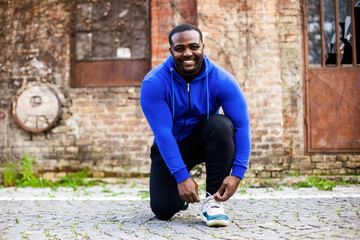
[
  {"left": 177, "top": 177, "right": 201, "bottom": 203},
  {"left": 214, "top": 175, "right": 242, "bottom": 202}
]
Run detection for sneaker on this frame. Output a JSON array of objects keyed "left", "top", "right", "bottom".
[
  {"left": 202, "top": 195, "right": 229, "bottom": 227},
  {"left": 181, "top": 202, "right": 189, "bottom": 211}
]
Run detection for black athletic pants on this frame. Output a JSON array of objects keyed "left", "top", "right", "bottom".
[{"left": 149, "top": 114, "right": 235, "bottom": 220}]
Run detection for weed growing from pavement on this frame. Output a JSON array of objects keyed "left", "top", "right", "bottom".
[
  {"left": 101, "top": 183, "right": 112, "bottom": 193},
  {"left": 2, "top": 154, "right": 101, "bottom": 189},
  {"left": 137, "top": 190, "right": 150, "bottom": 199},
  {"left": 21, "top": 230, "right": 29, "bottom": 239},
  {"left": 238, "top": 189, "right": 247, "bottom": 194},
  {"left": 292, "top": 180, "right": 313, "bottom": 189},
  {"left": 292, "top": 175, "right": 359, "bottom": 191},
  {"left": 4, "top": 161, "right": 16, "bottom": 187},
  {"left": 237, "top": 180, "right": 249, "bottom": 194},
  {"left": 273, "top": 184, "right": 286, "bottom": 191}
]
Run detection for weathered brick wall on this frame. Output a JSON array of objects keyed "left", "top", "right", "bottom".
[
  {"left": 198, "top": 0, "right": 360, "bottom": 181},
  {"left": 151, "top": 0, "right": 197, "bottom": 67},
  {"left": 278, "top": 0, "right": 360, "bottom": 178},
  {"left": 0, "top": 0, "right": 359, "bottom": 182},
  {"left": 198, "top": 0, "right": 285, "bottom": 179},
  {"left": 0, "top": 0, "right": 77, "bottom": 178},
  {"left": 0, "top": 0, "right": 153, "bottom": 178},
  {"left": 278, "top": 0, "right": 305, "bottom": 177},
  {"left": 0, "top": 0, "right": 197, "bottom": 179}
]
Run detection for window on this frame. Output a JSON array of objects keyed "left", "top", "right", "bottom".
[
  {"left": 72, "top": 0, "right": 151, "bottom": 86},
  {"left": 306, "top": 0, "right": 359, "bottom": 66},
  {"left": 303, "top": 0, "right": 360, "bottom": 153}
]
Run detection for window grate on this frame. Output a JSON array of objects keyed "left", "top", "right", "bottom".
[
  {"left": 305, "top": 0, "right": 360, "bottom": 67},
  {"left": 71, "top": 0, "right": 151, "bottom": 87}
]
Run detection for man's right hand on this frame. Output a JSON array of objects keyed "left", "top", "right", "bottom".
[{"left": 177, "top": 177, "right": 200, "bottom": 203}]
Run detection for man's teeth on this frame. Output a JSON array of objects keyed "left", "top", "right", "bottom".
[{"left": 183, "top": 60, "right": 194, "bottom": 63}]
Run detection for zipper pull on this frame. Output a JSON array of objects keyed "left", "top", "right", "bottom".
[{"left": 187, "top": 83, "right": 190, "bottom": 92}]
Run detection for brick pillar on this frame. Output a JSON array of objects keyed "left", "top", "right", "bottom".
[{"left": 151, "top": 0, "right": 197, "bottom": 67}]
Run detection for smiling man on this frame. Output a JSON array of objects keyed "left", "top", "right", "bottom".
[{"left": 140, "top": 24, "right": 251, "bottom": 227}]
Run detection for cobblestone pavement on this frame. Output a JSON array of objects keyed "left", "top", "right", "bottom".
[{"left": 0, "top": 179, "right": 359, "bottom": 240}]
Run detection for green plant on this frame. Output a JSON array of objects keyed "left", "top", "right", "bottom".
[
  {"left": 2, "top": 154, "right": 101, "bottom": 189},
  {"left": 137, "top": 190, "right": 150, "bottom": 199},
  {"left": 273, "top": 184, "right": 285, "bottom": 191},
  {"left": 308, "top": 176, "right": 337, "bottom": 191},
  {"left": 55, "top": 170, "right": 95, "bottom": 190},
  {"left": 293, "top": 180, "right": 313, "bottom": 190},
  {"left": 4, "top": 162, "right": 17, "bottom": 187},
  {"left": 238, "top": 189, "right": 247, "bottom": 194},
  {"left": 293, "top": 176, "right": 341, "bottom": 191},
  {"left": 16, "top": 154, "right": 40, "bottom": 187}
]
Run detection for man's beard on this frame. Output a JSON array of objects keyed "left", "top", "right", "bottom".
[{"left": 176, "top": 56, "right": 203, "bottom": 74}]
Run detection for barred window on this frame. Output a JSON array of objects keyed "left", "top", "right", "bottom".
[
  {"left": 303, "top": 0, "right": 360, "bottom": 153},
  {"left": 306, "top": 0, "right": 360, "bottom": 66},
  {"left": 72, "top": 0, "right": 151, "bottom": 86}
]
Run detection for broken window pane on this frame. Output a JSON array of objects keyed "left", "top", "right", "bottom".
[
  {"left": 324, "top": 0, "right": 337, "bottom": 65},
  {"left": 307, "top": 0, "right": 322, "bottom": 65},
  {"left": 75, "top": 0, "right": 150, "bottom": 61},
  {"left": 338, "top": 0, "right": 353, "bottom": 64}
]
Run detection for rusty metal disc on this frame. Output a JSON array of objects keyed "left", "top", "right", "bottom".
[{"left": 12, "top": 84, "right": 62, "bottom": 133}]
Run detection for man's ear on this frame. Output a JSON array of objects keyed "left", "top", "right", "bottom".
[{"left": 169, "top": 41, "right": 174, "bottom": 54}]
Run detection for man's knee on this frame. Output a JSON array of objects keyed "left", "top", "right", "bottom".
[
  {"left": 150, "top": 201, "right": 181, "bottom": 220},
  {"left": 203, "top": 115, "right": 234, "bottom": 142}
]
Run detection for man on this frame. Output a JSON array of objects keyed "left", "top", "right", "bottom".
[{"left": 140, "top": 24, "right": 251, "bottom": 227}]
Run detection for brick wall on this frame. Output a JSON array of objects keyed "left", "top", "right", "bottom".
[
  {"left": 0, "top": 0, "right": 359, "bottom": 182},
  {"left": 198, "top": 0, "right": 360, "bottom": 181},
  {"left": 0, "top": 0, "right": 197, "bottom": 179},
  {"left": 198, "top": 0, "right": 285, "bottom": 179},
  {"left": 151, "top": 0, "right": 197, "bottom": 67}
]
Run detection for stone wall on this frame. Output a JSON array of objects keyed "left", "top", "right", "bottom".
[{"left": 0, "top": 0, "right": 359, "bottom": 182}]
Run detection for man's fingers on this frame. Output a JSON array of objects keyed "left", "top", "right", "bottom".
[
  {"left": 217, "top": 183, "right": 227, "bottom": 195},
  {"left": 181, "top": 192, "right": 200, "bottom": 203},
  {"left": 214, "top": 189, "right": 228, "bottom": 201},
  {"left": 190, "top": 192, "right": 200, "bottom": 203},
  {"left": 194, "top": 194, "right": 200, "bottom": 202},
  {"left": 178, "top": 177, "right": 200, "bottom": 203},
  {"left": 220, "top": 190, "right": 231, "bottom": 201}
]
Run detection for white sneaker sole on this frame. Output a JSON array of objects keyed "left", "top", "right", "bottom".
[{"left": 202, "top": 216, "right": 229, "bottom": 227}]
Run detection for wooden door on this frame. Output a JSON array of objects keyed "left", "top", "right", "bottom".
[{"left": 303, "top": 0, "right": 360, "bottom": 153}]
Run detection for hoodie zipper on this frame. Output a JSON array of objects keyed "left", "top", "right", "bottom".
[{"left": 177, "top": 82, "right": 191, "bottom": 143}]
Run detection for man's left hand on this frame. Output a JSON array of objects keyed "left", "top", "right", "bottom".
[{"left": 214, "top": 175, "right": 242, "bottom": 201}]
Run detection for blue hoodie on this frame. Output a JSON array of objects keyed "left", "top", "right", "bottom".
[{"left": 140, "top": 55, "right": 251, "bottom": 184}]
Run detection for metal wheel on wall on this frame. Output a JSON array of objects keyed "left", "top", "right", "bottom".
[{"left": 12, "top": 84, "right": 62, "bottom": 133}]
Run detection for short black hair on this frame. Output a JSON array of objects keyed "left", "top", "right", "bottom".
[{"left": 168, "top": 24, "right": 203, "bottom": 46}]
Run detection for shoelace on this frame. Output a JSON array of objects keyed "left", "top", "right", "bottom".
[{"left": 204, "top": 195, "right": 224, "bottom": 215}]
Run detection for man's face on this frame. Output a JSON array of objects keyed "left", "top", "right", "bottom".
[{"left": 169, "top": 30, "right": 205, "bottom": 79}]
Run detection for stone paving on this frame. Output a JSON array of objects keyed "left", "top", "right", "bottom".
[{"left": 0, "top": 179, "right": 359, "bottom": 240}]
